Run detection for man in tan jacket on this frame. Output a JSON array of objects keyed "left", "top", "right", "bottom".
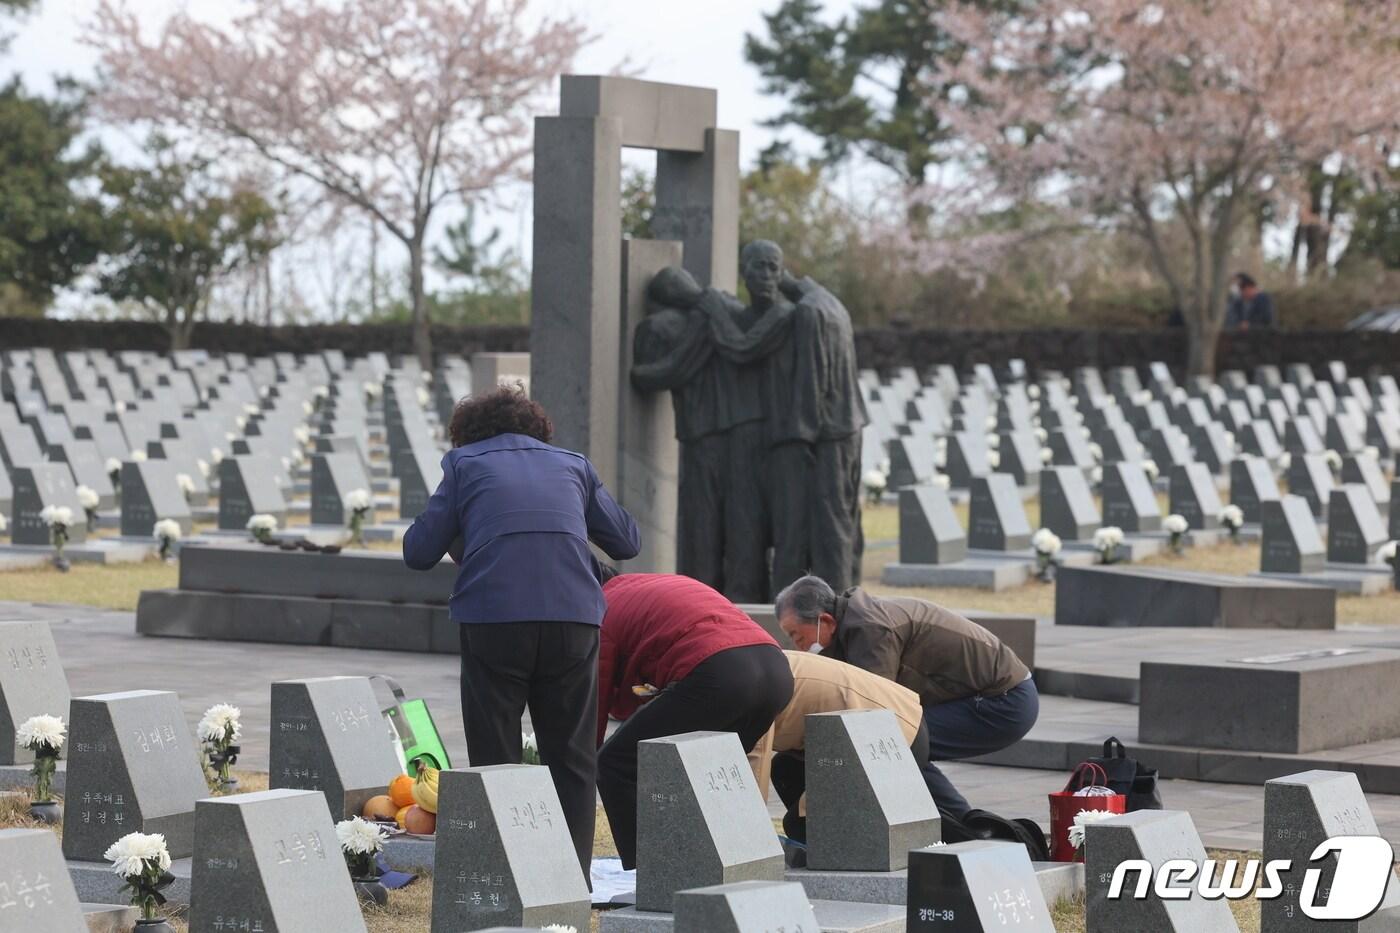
[
  {"left": 747, "top": 650, "right": 930, "bottom": 844},
  {"left": 775, "top": 576, "right": 1039, "bottom": 818}
]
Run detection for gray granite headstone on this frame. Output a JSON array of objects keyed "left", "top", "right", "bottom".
[
  {"left": 1102, "top": 462, "right": 1162, "bottom": 533},
  {"left": 1341, "top": 454, "right": 1390, "bottom": 516},
  {"left": 1284, "top": 416, "right": 1325, "bottom": 455},
  {"left": 968, "top": 474, "right": 1032, "bottom": 551},
  {"left": 217, "top": 454, "right": 288, "bottom": 531},
  {"left": 0, "top": 621, "right": 70, "bottom": 765},
  {"left": 1049, "top": 427, "right": 1095, "bottom": 469},
  {"left": 398, "top": 443, "right": 444, "bottom": 520},
  {"left": 1000, "top": 432, "right": 1044, "bottom": 486},
  {"left": 1230, "top": 456, "right": 1281, "bottom": 523},
  {"left": 9, "top": 464, "right": 88, "bottom": 546},
  {"left": 309, "top": 452, "right": 372, "bottom": 526},
  {"left": 1326, "top": 417, "right": 1364, "bottom": 454},
  {"left": 269, "top": 677, "right": 403, "bottom": 820},
  {"left": 119, "top": 460, "right": 193, "bottom": 538},
  {"left": 907, "top": 840, "right": 1053, "bottom": 932},
  {"left": 806, "top": 709, "right": 941, "bottom": 872},
  {"left": 1169, "top": 462, "right": 1224, "bottom": 530},
  {"left": 899, "top": 486, "right": 967, "bottom": 565},
  {"left": 1147, "top": 425, "right": 1194, "bottom": 468},
  {"left": 0, "top": 828, "right": 89, "bottom": 932},
  {"left": 1260, "top": 496, "right": 1326, "bottom": 574},
  {"left": 945, "top": 433, "right": 990, "bottom": 489},
  {"left": 889, "top": 436, "right": 941, "bottom": 490},
  {"left": 61, "top": 690, "right": 208, "bottom": 861},
  {"left": 1262, "top": 770, "right": 1400, "bottom": 932},
  {"left": 189, "top": 788, "right": 366, "bottom": 933},
  {"left": 1084, "top": 810, "right": 1238, "bottom": 932},
  {"left": 431, "top": 765, "right": 591, "bottom": 931},
  {"left": 1242, "top": 420, "right": 1284, "bottom": 461},
  {"left": 1288, "top": 453, "right": 1335, "bottom": 519},
  {"left": 1193, "top": 421, "right": 1237, "bottom": 473},
  {"left": 1326, "top": 484, "right": 1387, "bottom": 565},
  {"left": 1039, "top": 466, "right": 1101, "bottom": 541},
  {"left": 47, "top": 440, "right": 115, "bottom": 509},
  {"left": 0, "top": 418, "right": 45, "bottom": 470},
  {"left": 673, "top": 881, "right": 818, "bottom": 933}
]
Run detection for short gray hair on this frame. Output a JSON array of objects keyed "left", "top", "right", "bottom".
[{"left": 775, "top": 575, "right": 837, "bottom": 624}]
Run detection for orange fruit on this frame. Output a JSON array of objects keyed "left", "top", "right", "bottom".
[
  {"left": 389, "top": 773, "right": 416, "bottom": 808},
  {"left": 362, "top": 795, "right": 397, "bottom": 821},
  {"left": 395, "top": 805, "right": 411, "bottom": 829}
]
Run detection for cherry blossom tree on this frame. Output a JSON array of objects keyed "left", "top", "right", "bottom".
[
  {"left": 88, "top": 0, "right": 589, "bottom": 366},
  {"left": 917, "top": 0, "right": 1398, "bottom": 375}
]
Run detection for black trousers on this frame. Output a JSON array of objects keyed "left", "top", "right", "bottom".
[
  {"left": 597, "top": 643, "right": 795, "bottom": 868},
  {"left": 459, "top": 621, "right": 599, "bottom": 877},
  {"left": 771, "top": 721, "right": 931, "bottom": 843}
]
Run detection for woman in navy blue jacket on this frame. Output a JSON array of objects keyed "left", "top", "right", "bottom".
[{"left": 403, "top": 385, "right": 640, "bottom": 875}]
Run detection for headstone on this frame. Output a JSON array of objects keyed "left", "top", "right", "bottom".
[
  {"left": 1083, "top": 810, "right": 1238, "bottom": 932},
  {"left": 907, "top": 840, "right": 1053, "bottom": 932},
  {"left": 0, "top": 828, "right": 89, "bottom": 932},
  {"left": 806, "top": 709, "right": 941, "bottom": 872},
  {"left": 1101, "top": 462, "right": 1162, "bottom": 533},
  {"left": 1098, "top": 421, "right": 1145, "bottom": 464},
  {"left": 673, "top": 881, "right": 818, "bottom": 933},
  {"left": 0, "top": 621, "right": 70, "bottom": 765},
  {"left": 47, "top": 439, "right": 116, "bottom": 509},
  {"left": 1230, "top": 456, "right": 1281, "bottom": 523},
  {"left": 397, "top": 442, "right": 443, "bottom": 520},
  {"left": 1287, "top": 453, "right": 1335, "bottom": 519},
  {"left": 189, "top": 789, "right": 367, "bottom": 933},
  {"left": 1262, "top": 770, "right": 1400, "bottom": 932},
  {"left": 635, "top": 731, "right": 783, "bottom": 912},
  {"left": 1326, "top": 416, "right": 1364, "bottom": 454},
  {"left": 999, "top": 432, "right": 1044, "bottom": 486},
  {"left": 119, "top": 460, "right": 194, "bottom": 538},
  {"left": 431, "top": 765, "right": 591, "bottom": 931},
  {"left": 967, "top": 474, "right": 1032, "bottom": 551},
  {"left": 1260, "top": 496, "right": 1326, "bottom": 574},
  {"left": 1326, "top": 484, "right": 1388, "bottom": 565},
  {"left": 1039, "top": 466, "right": 1101, "bottom": 541},
  {"left": 1241, "top": 420, "right": 1284, "bottom": 461},
  {"left": 945, "top": 433, "right": 990, "bottom": 489},
  {"left": 1342, "top": 454, "right": 1390, "bottom": 517},
  {"left": 217, "top": 455, "right": 288, "bottom": 531},
  {"left": 9, "top": 464, "right": 88, "bottom": 546},
  {"left": 309, "top": 452, "right": 373, "bottom": 526},
  {"left": 470, "top": 352, "right": 531, "bottom": 398},
  {"left": 888, "top": 435, "right": 941, "bottom": 490},
  {"left": 899, "top": 486, "right": 967, "bottom": 565},
  {"left": 1284, "top": 422, "right": 1326, "bottom": 463},
  {"left": 1169, "top": 463, "right": 1223, "bottom": 530},
  {"left": 1049, "top": 427, "right": 1095, "bottom": 470},
  {"left": 61, "top": 690, "right": 208, "bottom": 861},
  {"left": 0, "top": 419, "right": 45, "bottom": 470},
  {"left": 269, "top": 677, "right": 403, "bottom": 820}
]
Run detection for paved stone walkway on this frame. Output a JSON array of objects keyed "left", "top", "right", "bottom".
[{"left": 5, "top": 598, "right": 1400, "bottom": 852}]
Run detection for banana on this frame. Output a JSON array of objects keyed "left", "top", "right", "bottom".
[{"left": 412, "top": 761, "right": 439, "bottom": 814}]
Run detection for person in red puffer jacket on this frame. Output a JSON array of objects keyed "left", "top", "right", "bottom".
[{"left": 596, "top": 572, "right": 794, "bottom": 868}]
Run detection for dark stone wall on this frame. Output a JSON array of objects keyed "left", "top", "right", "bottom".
[{"left": 3, "top": 317, "right": 1393, "bottom": 378}]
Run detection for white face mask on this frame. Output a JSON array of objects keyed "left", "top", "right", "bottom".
[{"left": 807, "top": 620, "right": 825, "bottom": 653}]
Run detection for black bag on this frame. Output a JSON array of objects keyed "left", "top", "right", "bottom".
[
  {"left": 1087, "top": 737, "right": 1162, "bottom": 811},
  {"left": 943, "top": 808, "right": 1051, "bottom": 863}
]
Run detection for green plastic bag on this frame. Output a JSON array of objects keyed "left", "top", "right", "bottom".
[{"left": 372, "top": 675, "right": 452, "bottom": 772}]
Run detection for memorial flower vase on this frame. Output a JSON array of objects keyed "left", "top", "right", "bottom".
[
  {"left": 353, "top": 878, "right": 388, "bottom": 906},
  {"left": 134, "top": 920, "right": 176, "bottom": 932},
  {"left": 20, "top": 716, "right": 65, "bottom": 822},
  {"left": 28, "top": 800, "right": 61, "bottom": 824}
]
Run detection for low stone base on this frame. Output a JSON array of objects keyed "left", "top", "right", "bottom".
[
  {"left": 784, "top": 860, "right": 1083, "bottom": 908},
  {"left": 1063, "top": 536, "right": 1163, "bottom": 562},
  {"left": 383, "top": 835, "right": 435, "bottom": 871},
  {"left": 600, "top": 900, "right": 905, "bottom": 933},
  {"left": 83, "top": 903, "right": 141, "bottom": 932},
  {"left": 0, "top": 761, "right": 66, "bottom": 795},
  {"left": 69, "top": 857, "right": 192, "bottom": 906},
  {"left": 1138, "top": 528, "right": 1229, "bottom": 548},
  {"left": 882, "top": 559, "right": 1029, "bottom": 591},
  {"left": 0, "top": 540, "right": 151, "bottom": 565},
  {"left": 1250, "top": 570, "right": 1392, "bottom": 596}
]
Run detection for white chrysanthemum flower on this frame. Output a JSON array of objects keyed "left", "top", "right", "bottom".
[
  {"left": 522, "top": 732, "right": 538, "bottom": 754},
  {"left": 364, "top": 381, "right": 383, "bottom": 399},
  {"left": 39, "top": 505, "right": 73, "bottom": 528},
  {"left": 1032, "top": 528, "right": 1062, "bottom": 556},
  {"left": 1163, "top": 514, "right": 1189, "bottom": 534},
  {"left": 1040, "top": 447, "right": 1054, "bottom": 465},
  {"left": 1068, "top": 809, "right": 1120, "bottom": 849},
  {"left": 280, "top": 457, "right": 292, "bottom": 472},
  {"left": 1034, "top": 427, "right": 1048, "bottom": 443},
  {"left": 152, "top": 519, "right": 182, "bottom": 543},
  {"left": 1141, "top": 459, "right": 1159, "bottom": 481},
  {"left": 1324, "top": 449, "right": 1342, "bottom": 470},
  {"left": 1087, "top": 442, "right": 1103, "bottom": 463},
  {"left": 302, "top": 401, "right": 314, "bottom": 416},
  {"left": 932, "top": 474, "right": 951, "bottom": 490},
  {"left": 1170, "top": 387, "right": 1187, "bottom": 405},
  {"left": 315, "top": 385, "right": 330, "bottom": 399},
  {"left": 541, "top": 926, "right": 578, "bottom": 933},
  {"left": 1220, "top": 505, "right": 1244, "bottom": 529},
  {"left": 984, "top": 415, "right": 997, "bottom": 431},
  {"left": 336, "top": 817, "right": 387, "bottom": 856},
  {"left": 1378, "top": 540, "right": 1398, "bottom": 564},
  {"left": 293, "top": 426, "right": 311, "bottom": 445},
  {"left": 344, "top": 488, "right": 372, "bottom": 512},
  {"left": 246, "top": 514, "right": 279, "bottom": 533},
  {"left": 176, "top": 474, "right": 196, "bottom": 496},
  {"left": 113, "top": 400, "right": 127, "bottom": 413},
  {"left": 129, "top": 449, "right": 147, "bottom": 463},
  {"left": 17, "top": 715, "right": 65, "bottom": 751},
  {"left": 1090, "top": 466, "right": 1103, "bottom": 485},
  {"left": 1027, "top": 385, "right": 1041, "bottom": 399},
  {"left": 105, "top": 457, "right": 122, "bottom": 476},
  {"left": 416, "top": 387, "right": 431, "bottom": 408},
  {"left": 104, "top": 832, "right": 171, "bottom": 877},
  {"left": 75, "top": 485, "right": 100, "bottom": 510},
  {"left": 234, "top": 416, "right": 247, "bottom": 432},
  {"left": 197, "top": 704, "right": 242, "bottom": 743},
  {"left": 862, "top": 469, "right": 887, "bottom": 494},
  {"left": 421, "top": 371, "right": 433, "bottom": 384},
  {"left": 987, "top": 433, "right": 1001, "bottom": 450},
  {"left": 1363, "top": 445, "right": 1380, "bottom": 462},
  {"left": 0, "top": 513, "right": 7, "bottom": 533},
  {"left": 878, "top": 458, "right": 891, "bottom": 476},
  {"left": 1093, "top": 526, "right": 1124, "bottom": 550},
  {"left": 196, "top": 458, "right": 210, "bottom": 479},
  {"left": 1278, "top": 453, "right": 1292, "bottom": 472},
  {"left": 243, "top": 403, "right": 261, "bottom": 416},
  {"left": 988, "top": 450, "right": 1001, "bottom": 469},
  {"left": 1080, "top": 427, "right": 1092, "bottom": 440}
]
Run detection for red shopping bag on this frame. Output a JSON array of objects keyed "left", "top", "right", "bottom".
[{"left": 1048, "top": 762, "right": 1127, "bottom": 862}]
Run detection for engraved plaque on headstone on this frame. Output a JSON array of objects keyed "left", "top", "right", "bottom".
[
  {"left": 673, "top": 881, "right": 819, "bottom": 933},
  {"left": 119, "top": 460, "right": 193, "bottom": 538},
  {"left": 899, "top": 485, "right": 967, "bottom": 565},
  {"left": 1326, "top": 484, "right": 1387, "bottom": 565},
  {"left": 1039, "top": 466, "right": 1101, "bottom": 541},
  {"left": 0, "top": 621, "right": 70, "bottom": 765},
  {"left": 1102, "top": 462, "right": 1162, "bottom": 533},
  {"left": 268, "top": 677, "right": 403, "bottom": 820},
  {"left": 1260, "top": 497, "right": 1326, "bottom": 574},
  {"left": 0, "top": 828, "right": 89, "bottom": 933},
  {"left": 1169, "top": 462, "right": 1224, "bottom": 530},
  {"left": 635, "top": 731, "right": 783, "bottom": 913},
  {"left": 189, "top": 789, "right": 367, "bottom": 933},
  {"left": 907, "top": 840, "right": 1053, "bottom": 932},
  {"left": 968, "top": 474, "right": 1032, "bottom": 551},
  {"left": 217, "top": 454, "right": 287, "bottom": 531},
  {"left": 61, "top": 690, "right": 208, "bottom": 861},
  {"left": 431, "top": 765, "right": 591, "bottom": 931},
  {"left": 806, "top": 709, "right": 941, "bottom": 872},
  {"left": 9, "top": 464, "right": 88, "bottom": 546}
]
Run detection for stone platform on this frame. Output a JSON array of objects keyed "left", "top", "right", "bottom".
[
  {"left": 83, "top": 903, "right": 140, "bottom": 932},
  {"left": 1251, "top": 568, "right": 1392, "bottom": 596},
  {"left": 69, "top": 856, "right": 192, "bottom": 906},
  {"left": 600, "top": 899, "right": 905, "bottom": 932},
  {"left": 1055, "top": 564, "right": 1337, "bottom": 628},
  {"left": 0, "top": 539, "right": 152, "bottom": 565},
  {"left": 785, "top": 860, "right": 1082, "bottom": 907}
]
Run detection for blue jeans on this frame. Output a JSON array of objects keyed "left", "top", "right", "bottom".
[{"left": 921, "top": 678, "right": 1040, "bottom": 818}]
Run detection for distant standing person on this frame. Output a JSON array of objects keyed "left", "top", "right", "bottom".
[
  {"left": 1225, "top": 273, "right": 1275, "bottom": 329},
  {"left": 402, "top": 386, "right": 640, "bottom": 875},
  {"left": 595, "top": 572, "right": 793, "bottom": 868}
]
